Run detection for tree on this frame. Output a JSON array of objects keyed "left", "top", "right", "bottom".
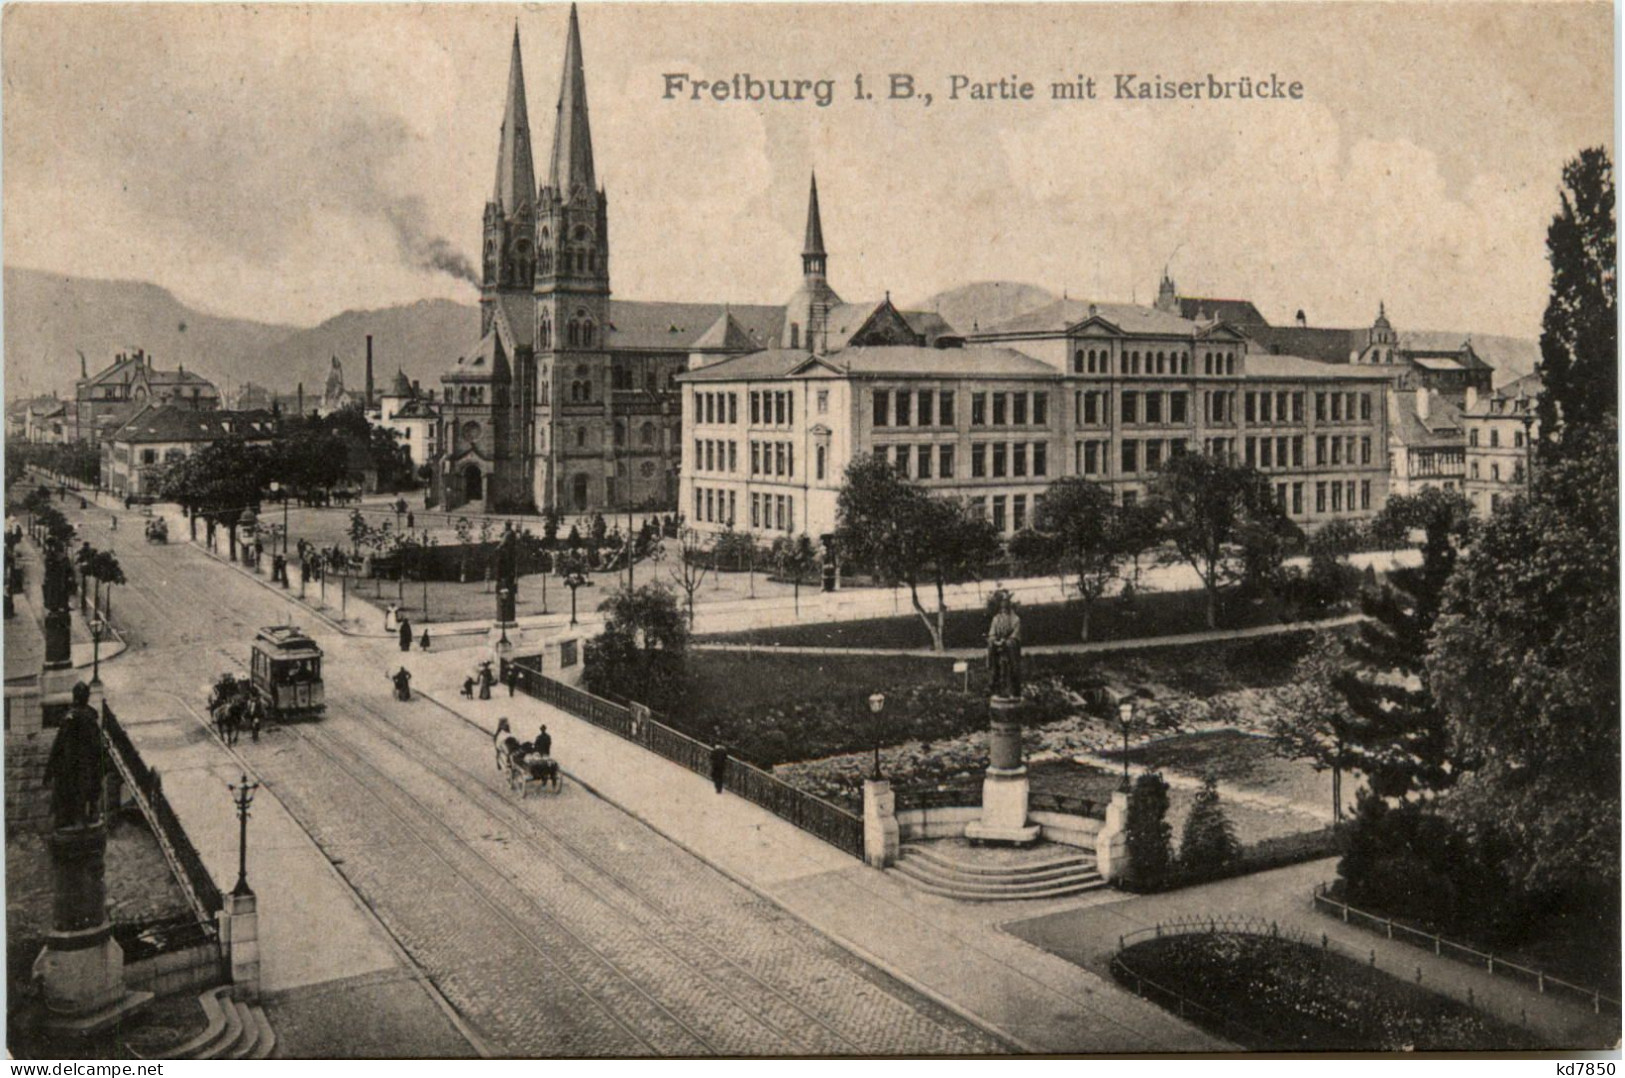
[
  {"left": 1150, "top": 452, "right": 1293, "bottom": 629},
  {"left": 713, "top": 527, "right": 760, "bottom": 598},
  {"left": 1123, "top": 771, "right": 1173, "bottom": 891},
  {"left": 1178, "top": 774, "right": 1241, "bottom": 877},
  {"left": 454, "top": 516, "right": 474, "bottom": 581},
  {"left": 154, "top": 436, "right": 268, "bottom": 559},
  {"left": 347, "top": 509, "right": 372, "bottom": 556},
  {"left": 1428, "top": 424, "right": 1619, "bottom": 897},
  {"left": 1334, "top": 487, "right": 1474, "bottom": 800},
  {"left": 1537, "top": 147, "right": 1616, "bottom": 463},
  {"left": 834, "top": 456, "right": 998, "bottom": 651},
  {"left": 88, "top": 548, "right": 124, "bottom": 622},
  {"left": 771, "top": 533, "right": 819, "bottom": 615},
  {"left": 582, "top": 583, "right": 690, "bottom": 714},
  {"left": 665, "top": 528, "right": 712, "bottom": 627},
  {"left": 1028, "top": 477, "right": 1127, "bottom": 641},
  {"left": 1269, "top": 632, "right": 1360, "bottom": 821}
]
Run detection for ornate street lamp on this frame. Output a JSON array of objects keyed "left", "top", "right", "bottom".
[
  {"left": 228, "top": 773, "right": 260, "bottom": 897},
  {"left": 90, "top": 612, "right": 105, "bottom": 683},
  {"left": 1118, "top": 698, "right": 1135, "bottom": 792},
  {"left": 868, "top": 692, "right": 886, "bottom": 780},
  {"left": 565, "top": 569, "right": 589, "bottom": 626}
]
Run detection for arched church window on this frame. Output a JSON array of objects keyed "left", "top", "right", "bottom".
[
  {"left": 568, "top": 320, "right": 581, "bottom": 347},
  {"left": 640, "top": 422, "right": 655, "bottom": 446},
  {"left": 614, "top": 421, "right": 626, "bottom": 447},
  {"left": 461, "top": 421, "right": 481, "bottom": 445},
  {"left": 539, "top": 316, "right": 551, "bottom": 350},
  {"left": 576, "top": 427, "right": 587, "bottom": 448},
  {"left": 582, "top": 321, "right": 595, "bottom": 348}
]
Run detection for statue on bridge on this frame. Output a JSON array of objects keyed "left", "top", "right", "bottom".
[
  {"left": 44, "top": 682, "right": 104, "bottom": 830},
  {"left": 495, "top": 525, "right": 519, "bottom": 625},
  {"left": 986, "top": 592, "right": 1023, "bottom": 699}
]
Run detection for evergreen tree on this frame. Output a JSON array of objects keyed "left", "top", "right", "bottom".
[
  {"left": 1537, "top": 147, "right": 1617, "bottom": 462},
  {"left": 1123, "top": 771, "right": 1173, "bottom": 890},
  {"left": 1334, "top": 489, "right": 1473, "bottom": 799},
  {"left": 1178, "top": 774, "right": 1241, "bottom": 877}
]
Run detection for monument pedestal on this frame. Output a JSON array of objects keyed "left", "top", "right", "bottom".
[
  {"left": 964, "top": 695, "right": 1040, "bottom": 846},
  {"left": 32, "top": 825, "right": 151, "bottom": 1035},
  {"left": 862, "top": 778, "right": 900, "bottom": 868}
]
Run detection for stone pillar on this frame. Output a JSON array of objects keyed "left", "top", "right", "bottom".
[
  {"left": 31, "top": 824, "right": 152, "bottom": 1033},
  {"left": 217, "top": 890, "right": 261, "bottom": 1001},
  {"left": 965, "top": 695, "right": 1040, "bottom": 846},
  {"left": 862, "top": 778, "right": 899, "bottom": 868},
  {"left": 1094, "top": 789, "right": 1130, "bottom": 882}
]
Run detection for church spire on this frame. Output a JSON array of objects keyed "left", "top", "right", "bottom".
[
  {"left": 492, "top": 23, "right": 535, "bottom": 213},
  {"left": 802, "top": 173, "right": 827, "bottom": 279},
  {"left": 548, "top": 4, "right": 596, "bottom": 198}
]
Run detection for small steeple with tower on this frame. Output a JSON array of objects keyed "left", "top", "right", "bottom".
[
  {"left": 781, "top": 173, "right": 842, "bottom": 352},
  {"left": 482, "top": 24, "right": 538, "bottom": 337}
]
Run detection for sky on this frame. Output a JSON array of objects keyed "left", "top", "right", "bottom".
[{"left": 2, "top": 2, "right": 1613, "bottom": 338}]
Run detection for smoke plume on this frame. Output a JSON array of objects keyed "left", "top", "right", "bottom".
[{"left": 383, "top": 198, "right": 480, "bottom": 287}]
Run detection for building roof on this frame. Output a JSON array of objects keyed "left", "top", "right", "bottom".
[
  {"left": 1389, "top": 391, "right": 1464, "bottom": 449},
  {"left": 546, "top": 4, "right": 596, "bottom": 197},
  {"left": 1247, "top": 325, "right": 1367, "bottom": 362},
  {"left": 1461, "top": 372, "right": 1542, "bottom": 418},
  {"left": 605, "top": 300, "right": 784, "bottom": 352},
  {"left": 443, "top": 329, "right": 501, "bottom": 381},
  {"left": 109, "top": 405, "right": 277, "bottom": 444},
  {"left": 803, "top": 174, "right": 826, "bottom": 257},
  {"left": 388, "top": 369, "right": 415, "bottom": 397},
  {"left": 690, "top": 310, "right": 759, "bottom": 352},
  {"left": 492, "top": 25, "right": 536, "bottom": 214},
  {"left": 980, "top": 298, "right": 1202, "bottom": 337},
  {"left": 677, "top": 343, "right": 1055, "bottom": 383},
  {"left": 1243, "top": 353, "right": 1392, "bottom": 382},
  {"left": 1175, "top": 297, "right": 1268, "bottom": 327}
]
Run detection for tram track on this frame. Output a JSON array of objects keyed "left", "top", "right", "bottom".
[{"left": 311, "top": 695, "right": 878, "bottom": 1055}]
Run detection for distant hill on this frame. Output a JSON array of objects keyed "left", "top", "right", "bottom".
[
  {"left": 244, "top": 298, "right": 478, "bottom": 399},
  {"left": 911, "top": 281, "right": 1056, "bottom": 336},
  {"left": 3, "top": 266, "right": 298, "bottom": 398}
]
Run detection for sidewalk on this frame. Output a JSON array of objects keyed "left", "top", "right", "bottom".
[
  {"left": 3, "top": 535, "right": 128, "bottom": 682},
  {"left": 1005, "top": 860, "right": 1619, "bottom": 1050},
  {"left": 410, "top": 649, "right": 1226, "bottom": 1053}
]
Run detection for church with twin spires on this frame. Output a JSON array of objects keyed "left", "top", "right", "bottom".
[{"left": 433, "top": 6, "right": 951, "bottom": 513}]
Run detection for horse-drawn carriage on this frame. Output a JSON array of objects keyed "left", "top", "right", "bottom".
[
  {"left": 497, "top": 735, "right": 561, "bottom": 797},
  {"left": 144, "top": 516, "right": 168, "bottom": 544},
  {"left": 209, "top": 625, "right": 326, "bottom": 728}
]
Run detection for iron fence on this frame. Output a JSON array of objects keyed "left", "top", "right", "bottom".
[
  {"left": 1311, "top": 884, "right": 1620, "bottom": 1015},
  {"left": 101, "top": 702, "right": 225, "bottom": 923},
  {"left": 507, "top": 658, "right": 864, "bottom": 857},
  {"left": 894, "top": 783, "right": 983, "bottom": 812},
  {"left": 1029, "top": 790, "right": 1105, "bottom": 820}
]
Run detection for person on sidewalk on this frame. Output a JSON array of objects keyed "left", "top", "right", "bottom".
[
  {"left": 384, "top": 603, "right": 396, "bottom": 633},
  {"left": 477, "top": 662, "right": 495, "bottom": 700},
  {"left": 535, "top": 725, "right": 552, "bottom": 758},
  {"left": 391, "top": 666, "right": 413, "bottom": 702},
  {"left": 493, "top": 718, "right": 512, "bottom": 770},
  {"left": 419, "top": 627, "right": 431, "bottom": 651},
  {"left": 505, "top": 665, "right": 518, "bottom": 697},
  {"left": 710, "top": 742, "right": 729, "bottom": 794},
  {"left": 398, "top": 616, "right": 413, "bottom": 652},
  {"left": 247, "top": 696, "right": 264, "bottom": 743}
]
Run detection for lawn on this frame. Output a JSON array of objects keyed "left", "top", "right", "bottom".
[
  {"left": 1115, "top": 933, "right": 1539, "bottom": 1051},
  {"left": 699, "top": 587, "right": 1304, "bottom": 650},
  {"left": 1102, "top": 729, "right": 1333, "bottom": 812}
]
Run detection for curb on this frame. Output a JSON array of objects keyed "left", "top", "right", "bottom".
[{"left": 416, "top": 685, "right": 1035, "bottom": 1055}]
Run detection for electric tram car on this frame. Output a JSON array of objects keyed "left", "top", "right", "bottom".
[{"left": 248, "top": 624, "right": 325, "bottom": 719}]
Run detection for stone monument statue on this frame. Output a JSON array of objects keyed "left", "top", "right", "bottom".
[
  {"left": 495, "top": 526, "right": 519, "bottom": 625},
  {"left": 45, "top": 682, "right": 104, "bottom": 830},
  {"left": 986, "top": 592, "right": 1023, "bottom": 698}
]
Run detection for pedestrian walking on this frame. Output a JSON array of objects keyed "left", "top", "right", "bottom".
[
  {"left": 493, "top": 718, "right": 512, "bottom": 770},
  {"left": 535, "top": 725, "right": 552, "bottom": 757},
  {"left": 392, "top": 667, "right": 413, "bottom": 701},
  {"left": 419, "top": 627, "right": 431, "bottom": 651},
  {"left": 406, "top": 511, "right": 415, "bottom": 530},
  {"left": 248, "top": 697, "right": 264, "bottom": 743},
  {"left": 477, "top": 662, "right": 494, "bottom": 700},
  {"left": 710, "top": 743, "right": 729, "bottom": 794},
  {"left": 384, "top": 603, "right": 397, "bottom": 632},
  {"left": 505, "top": 665, "right": 518, "bottom": 697},
  {"left": 399, "top": 616, "right": 413, "bottom": 652}
]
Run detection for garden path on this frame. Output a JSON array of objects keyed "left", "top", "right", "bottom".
[{"left": 1004, "top": 859, "right": 1619, "bottom": 1050}]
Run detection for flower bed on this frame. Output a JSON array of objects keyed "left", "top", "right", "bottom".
[{"left": 1116, "top": 932, "right": 1539, "bottom": 1051}]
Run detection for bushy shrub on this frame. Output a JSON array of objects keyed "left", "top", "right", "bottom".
[
  {"left": 1123, "top": 771, "right": 1173, "bottom": 890},
  {"left": 1336, "top": 794, "right": 1505, "bottom": 932},
  {"left": 1178, "top": 774, "right": 1241, "bottom": 878}
]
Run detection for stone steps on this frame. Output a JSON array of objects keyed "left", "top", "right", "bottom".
[
  {"left": 144, "top": 987, "right": 276, "bottom": 1060},
  {"left": 892, "top": 845, "right": 1107, "bottom": 902}
]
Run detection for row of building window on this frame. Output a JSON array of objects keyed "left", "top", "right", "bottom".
[
  {"left": 1468, "top": 427, "right": 1525, "bottom": 448},
  {"left": 1243, "top": 436, "right": 1305, "bottom": 470},
  {"left": 967, "top": 493, "right": 1046, "bottom": 534},
  {"left": 1311, "top": 435, "right": 1373, "bottom": 468},
  {"left": 872, "top": 389, "right": 956, "bottom": 428},
  {"left": 1242, "top": 391, "right": 1308, "bottom": 425},
  {"left": 877, "top": 443, "right": 957, "bottom": 479},
  {"left": 1311, "top": 391, "right": 1374, "bottom": 424},
  {"left": 967, "top": 442, "right": 1048, "bottom": 480},
  {"left": 750, "top": 391, "right": 794, "bottom": 427},
  {"left": 753, "top": 492, "right": 795, "bottom": 532},
  {"left": 751, "top": 440, "right": 795, "bottom": 479},
  {"left": 693, "top": 438, "right": 739, "bottom": 474},
  {"left": 1470, "top": 461, "right": 1525, "bottom": 483},
  {"left": 695, "top": 391, "right": 739, "bottom": 426},
  {"left": 968, "top": 391, "right": 1049, "bottom": 428},
  {"left": 1068, "top": 348, "right": 1241, "bottom": 377},
  {"left": 694, "top": 486, "right": 737, "bottom": 527}
]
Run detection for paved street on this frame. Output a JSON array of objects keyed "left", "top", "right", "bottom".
[{"left": 71, "top": 497, "right": 1008, "bottom": 1056}]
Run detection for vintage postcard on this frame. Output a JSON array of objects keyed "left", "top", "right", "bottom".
[{"left": 2, "top": 1, "right": 1617, "bottom": 1062}]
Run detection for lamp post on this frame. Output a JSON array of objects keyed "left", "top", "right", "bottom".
[
  {"left": 565, "top": 569, "right": 588, "bottom": 626},
  {"left": 228, "top": 773, "right": 260, "bottom": 897},
  {"left": 868, "top": 692, "right": 886, "bottom": 780},
  {"left": 90, "top": 612, "right": 105, "bottom": 683},
  {"left": 1520, "top": 409, "right": 1535, "bottom": 495},
  {"left": 1118, "top": 698, "right": 1135, "bottom": 792}
]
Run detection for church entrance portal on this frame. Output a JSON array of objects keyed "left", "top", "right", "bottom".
[
  {"left": 462, "top": 465, "right": 484, "bottom": 504},
  {"left": 571, "top": 474, "right": 590, "bottom": 512}
]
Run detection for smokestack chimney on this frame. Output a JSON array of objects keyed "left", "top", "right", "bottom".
[
  {"left": 365, "top": 335, "right": 375, "bottom": 408},
  {"left": 297, "top": 382, "right": 304, "bottom": 416}
]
